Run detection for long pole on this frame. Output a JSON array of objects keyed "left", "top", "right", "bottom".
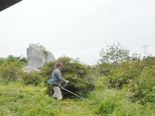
[{"left": 60, "top": 87, "right": 84, "bottom": 100}]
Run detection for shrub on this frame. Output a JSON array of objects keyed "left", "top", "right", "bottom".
[
  {"left": 128, "top": 66, "right": 155, "bottom": 104},
  {"left": 104, "top": 56, "right": 155, "bottom": 104},
  {"left": 0, "top": 61, "right": 22, "bottom": 80},
  {"left": 42, "top": 56, "right": 95, "bottom": 98},
  {"left": 95, "top": 62, "right": 115, "bottom": 76},
  {"left": 6, "top": 55, "right": 27, "bottom": 64},
  {"left": 106, "top": 61, "right": 141, "bottom": 89},
  {"left": 21, "top": 71, "right": 42, "bottom": 85}
]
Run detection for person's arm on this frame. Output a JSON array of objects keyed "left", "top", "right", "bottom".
[{"left": 56, "top": 70, "right": 66, "bottom": 82}]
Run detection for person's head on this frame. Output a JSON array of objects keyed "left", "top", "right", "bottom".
[{"left": 56, "top": 62, "right": 63, "bottom": 70}]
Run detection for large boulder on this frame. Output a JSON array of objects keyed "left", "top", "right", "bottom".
[
  {"left": 27, "top": 44, "right": 55, "bottom": 69},
  {"left": 22, "top": 44, "right": 56, "bottom": 73},
  {"left": 46, "top": 51, "right": 56, "bottom": 63},
  {"left": 22, "top": 66, "right": 40, "bottom": 73}
]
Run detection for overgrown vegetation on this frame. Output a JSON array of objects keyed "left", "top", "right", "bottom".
[
  {"left": 42, "top": 56, "right": 94, "bottom": 98},
  {"left": 0, "top": 55, "right": 26, "bottom": 81},
  {"left": 21, "top": 71, "right": 42, "bottom": 85},
  {"left": 0, "top": 81, "right": 154, "bottom": 116},
  {"left": 0, "top": 43, "right": 155, "bottom": 115},
  {"left": 98, "top": 43, "right": 155, "bottom": 105}
]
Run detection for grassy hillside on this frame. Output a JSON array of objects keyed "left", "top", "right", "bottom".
[
  {"left": 0, "top": 54, "right": 155, "bottom": 116},
  {"left": 0, "top": 79, "right": 154, "bottom": 116}
]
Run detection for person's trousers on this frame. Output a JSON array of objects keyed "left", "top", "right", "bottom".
[{"left": 53, "top": 86, "right": 62, "bottom": 100}]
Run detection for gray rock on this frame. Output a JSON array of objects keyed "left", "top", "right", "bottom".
[
  {"left": 27, "top": 44, "right": 55, "bottom": 68},
  {"left": 22, "top": 66, "right": 40, "bottom": 73},
  {"left": 46, "top": 51, "right": 56, "bottom": 63}
]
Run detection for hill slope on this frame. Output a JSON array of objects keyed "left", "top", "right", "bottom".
[{"left": 0, "top": 81, "right": 154, "bottom": 116}]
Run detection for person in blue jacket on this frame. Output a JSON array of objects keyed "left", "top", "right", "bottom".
[{"left": 52, "top": 62, "right": 69, "bottom": 100}]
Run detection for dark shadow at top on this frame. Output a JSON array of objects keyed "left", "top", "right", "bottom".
[{"left": 0, "top": 0, "right": 22, "bottom": 12}]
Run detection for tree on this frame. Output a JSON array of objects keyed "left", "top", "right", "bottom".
[
  {"left": 6, "top": 55, "right": 27, "bottom": 64},
  {"left": 99, "top": 43, "right": 129, "bottom": 67}
]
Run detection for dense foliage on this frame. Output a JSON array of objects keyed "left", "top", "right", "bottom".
[
  {"left": 0, "top": 55, "right": 26, "bottom": 81},
  {"left": 0, "top": 43, "right": 155, "bottom": 116},
  {"left": 100, "top": 43, "right": 129, "bottom": 67},
  {"left": 21, "top": 71, "right": 42, "bottom": 85},
  {"left": 42, "top": 56, "right": 95, "bottom": 98},
  {"left": 99, "top": 43, "right": 155, "bottom": 104}
]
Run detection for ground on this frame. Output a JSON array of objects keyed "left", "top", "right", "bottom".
[{"left": 0, "top": 80, "right": 154, "bottom": 116}]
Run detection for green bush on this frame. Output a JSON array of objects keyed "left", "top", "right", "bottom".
[
  {"left": 42, "top": 56, "right": 95, "bottom": 98},
  {"left": 105, "top": 61, "right": 141, "bottom": 89},
  {"left": 21, "top": 71, "right": 42, "bottom": 85},
  {"left": 0, "top": 61, "right": 22, "bottom": 80},
  {"left": 6, "top": 55, "right": 27, "bottom": 64},
  {"left": 128, "top": 66, "right": 155, "bottom": 104},
  {"left": 0, "top": 55, "right": 27, "bottom": 82},
  {"left": 103, "top": 56, "right": 155, "bottom": 104},
  {"left": 95, "top": 62, "right": 115, "bottom": 76}
]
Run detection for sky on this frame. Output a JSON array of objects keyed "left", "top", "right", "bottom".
[{"left": 0, "top": 0, "right": 155, "bottom": 65}]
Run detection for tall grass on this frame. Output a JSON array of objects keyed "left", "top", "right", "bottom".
[{"left": 0, "top": 80, "right": 154, "bottom": 116}]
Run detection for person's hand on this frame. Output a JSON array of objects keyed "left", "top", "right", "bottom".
[
  {"left": 65, "top": 80, "right": 69, "bottom": 83},
  {"left": 58, "top": 84, "right": 61, "bottom": 87}
]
